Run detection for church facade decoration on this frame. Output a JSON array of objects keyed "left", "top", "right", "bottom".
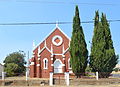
[{"left": 29, "top": 25, "right": 72, "bottom": 78}]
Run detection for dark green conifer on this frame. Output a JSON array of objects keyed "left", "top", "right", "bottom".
[
  {"left": 69, "top": 6, "right": 88, "bottom": 77},
  {"left": 90, "top": 11, "right": 118, "bottom": 78}
]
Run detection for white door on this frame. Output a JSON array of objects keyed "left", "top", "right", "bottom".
[{"left": 54, "top": 59, "right": 63, "bottom": 73}]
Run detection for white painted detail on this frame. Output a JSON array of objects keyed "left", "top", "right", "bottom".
[
  {"left": 38, "top": 58, "right": 40, "bottom": 60},
  {"left": 56, "top": 21, "right": 58, "bottom": 28},
  {"left": 52, "top": 35, "right": 63, "bottom": 46},
  {"left": 62, "top": 55, "right": 65, "bottom": 57},
  {"left": 51, "top": 64, "right": 53, "bottom": 66},
  {"left": 33, "top": 25, "right": 71, "bottom": 51},
  {"left": 96, "top": 72, "right": 99, "bottom": 80},
  {"left": 63, "top": 48, "right": 69, "bottom": 54},
  {"left": 38, "top": 46, "right": 41, "bottom": 57},
  {"left": 49, "top": 72, "right": 53, "bottom": 86},
  {"left": 46, "top": 47, "right": 52, "bottom": 54},
  {"left": 38, "top": 55, "right": 41, "bottom": 58},
  {"left": 51, "top": 55, "right": 54, "bottom": 57},
  {"left": 63, "top": 58, "right": 65, "bottom": 60},
  {"left": 51, "top": 58, "right": 53, "bottom": 60},
  {"left": 39, "top": 46, "right": 52, "bottom": 54},
  {"left": 30, "top": 62, "right": 34, "bottom": 65},
  {"left": 62, "top": 64, "right": 65, "bottom": 66},
  {"left": 54, "top": 59, "right": 63, "bottom": 73},
  {"left": 69, "top": 41, "right": 70, "bottom": 47},
  {"left": 69, "top": 70, "right": 73, "bottom": 73},
  {"left": 43, "top": 58, "right": 48, "bottom": 69},
  {"left": 51, "top": 44, "right": 53, "bottom": 54},
  {"left": 66, "top": 72, "right": 69, "bottom": 86},
  {"left": 37, "top": 64, "right": 40, "bottom": 66},
  {"left": 53, "top": 54, "right": 63, "bottom": 55}
]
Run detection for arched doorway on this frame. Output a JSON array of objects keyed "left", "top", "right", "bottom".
[{"left": 54, "top": 59, "right": 63, "bottom": 73}]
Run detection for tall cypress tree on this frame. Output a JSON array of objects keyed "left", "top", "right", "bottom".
[
  {"left": 69, "top": 6, "right": 88, "bottom": 77},
  {"left": 90, "top": 11, "right": 118, "bottom": 78}
]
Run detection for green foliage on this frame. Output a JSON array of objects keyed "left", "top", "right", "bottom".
[
  {"left": 4, "top": 51, "right": 26, "bottom": 76},
  {"left": 85, "top": 65, "right": 92, "bottom": 72},
  {"left": 69, "top": 5, "right": 88, "bottom": 77},
  {"left": 90, "top": 11, "right": 118, "bottom": 78},
  {"left": 113, "top": 68, "right": 120, "bottom": 72},
  {"left": 4, "top": 63, "right": 18, "bottom": 76}
]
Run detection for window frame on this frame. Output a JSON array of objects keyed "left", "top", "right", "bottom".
[{"left": 43, "top": 58, "right": 48, "bottom": 69}]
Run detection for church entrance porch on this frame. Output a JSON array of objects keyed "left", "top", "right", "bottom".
[{"left": 53, "top": 59, "right": 63, "bottom": 73}]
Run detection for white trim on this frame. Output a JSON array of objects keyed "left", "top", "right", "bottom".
[
  {"left": 38, "top": 58, "right": 40, "bottom": 60},
  {"left": 33, "top": 25, "right": 71, "bottom": 51},
  {"left": 37, "top": 64, "right": 40, "bottom": 66},
  {"left": 62, "top": 64, "right": 65, "bottom": 66},
  {"left": 51, "top": 58, "right": 53, "bottom": 60},
  {"left": 38, "top": 46, "right": 41, "bottom": 57},
  {"left": 63, "top": 58, "right": 65, "bottom": 60},
  {"left": 57, "top": 26, "right": 71, "bottom": 41},
  {"left": 69, "top": 70, "right": 73, "bottom": 73},
  {"left": 39, "top": 46, "right": 45, "bottom": 53},
  {"left": 39, "top": 46, "right": 52, "bottom": 54},
  {"left": 51, "top": 54, "right": 54, "bottom": 57},
  {"left": 43, "top": 58, "right": 48, "bottom": 69},
  {"left": 63, "top": 48, "right": 69, "bottom": 54},
  {"left": 53, "top": 54, "right": 63, "bottom": 55},
  {"left": 54, "top": 59, "right": 63, "bottom": 66},
  {"left": 46, "top": 47, "right": 52, "bottom": 53},
  {"left": 38, "top": 55, "right": 41, "bottom": 58},
  {"left": 56, "top": 21, "right": 58, "bottom": 27},
  {"left": 30, "top": 62, "right": 34, "bottom": 65},
  {"left": 52, "top": 35, "right": 63, "bottom": 46},
  {"left": 51, "top": 44, "right": 53, "bottom": 54},
  {"left": 62, "top": 55, "right": 65, "bottom": 57},
  {"left": 44, "top": 40, "right": 47, "bottom": 47},
  {"left": 51, "top": 64, "right": 53, "bottom": 66},
  {"left": 54, "top": 59, "right": 63, "bottom": 73}
]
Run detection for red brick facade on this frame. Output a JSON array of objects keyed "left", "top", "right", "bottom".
[{"left": 30, "top": 26, "right": 72, "bottom": 78}]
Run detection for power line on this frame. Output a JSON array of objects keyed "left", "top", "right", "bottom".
[
  {"left": 0, "top": 20, "right": 120, "bottom": 26},
  {"left": 17, "top": 0, "right": 119, "bottom": 6}
]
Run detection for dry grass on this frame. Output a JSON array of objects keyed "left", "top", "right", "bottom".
[
  {"left": 0, "top": 85, "right": 120, "bottom": 87},
  {"left": 5, "top": 76, "right": 49, "bottom": 80},
  {"left": 1, "top": 76, "right": 120, "bottom": 87}
]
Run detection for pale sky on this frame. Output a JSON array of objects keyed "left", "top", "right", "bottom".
[{"left": 0, "top": 0, "right": 120, "bottom": 63}]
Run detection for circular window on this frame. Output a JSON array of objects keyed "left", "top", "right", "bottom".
[{"left": 52, "top": 35, "right": 63, "bottom": 46}]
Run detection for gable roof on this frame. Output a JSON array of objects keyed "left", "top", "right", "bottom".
[{"left": 33, "top": 25, "right": 71, "bottom": 51}]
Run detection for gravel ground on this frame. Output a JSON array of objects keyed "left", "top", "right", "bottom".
[{"left": 0, "top": 85, "right": 120, "bottom": 87}]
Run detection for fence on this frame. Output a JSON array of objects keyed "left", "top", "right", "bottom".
[{"left": 0, "top": 71, "right": 120, "bottom": 86}]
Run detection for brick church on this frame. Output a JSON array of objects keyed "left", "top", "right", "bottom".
[{"left": 30, "top": 25, "right": 72, "bottom": 78}]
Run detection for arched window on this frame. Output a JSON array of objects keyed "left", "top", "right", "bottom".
[
  {"left": 43, "top": 58, "right": 48, "bottom": 69},
  {"left": 54, "top": 59, "right": 63, "bottom": 73},
  {"left": 68, "top": 58, "right": 72, "bottom": 69}
]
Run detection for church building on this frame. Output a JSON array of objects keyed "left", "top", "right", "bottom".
[{"left": 29, "top": 25, "right": 72, "bottom": 78}]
